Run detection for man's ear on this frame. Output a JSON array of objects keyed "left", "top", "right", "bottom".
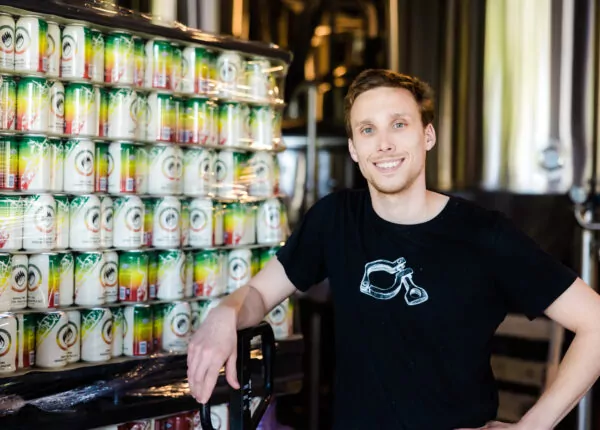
[
  {"left": 425, "top": 124, "right": 437, "bottom": 151},
  {"left": 348, "top": 138, "right": 358, "bottom": 163}
]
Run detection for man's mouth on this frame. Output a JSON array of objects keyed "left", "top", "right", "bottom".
[{"left": 373, "top": 158, "right": 405, "bottom": 171}]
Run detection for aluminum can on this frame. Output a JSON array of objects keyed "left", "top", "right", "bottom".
[
  {"left": 0, "top": 195, "right": 22, "bottom": 251},
  {"left": 111, "top": 306, "right": 124, "bottom": 357},
  {"left": 218, "top": 102, "right": 243, "bottom": 147},
  {"left": 189, "top": 198, "right": 214, "bottom": 247},
  {"left": 181, "top": 46, "right": 197, "bottom": 94},
  {"left": 173, "top": 96, "right": 184, "bottom": 143},
  {"left": 95, "top": 86, "right": 109, "bottom": 137},
  {"left": 107, "top": 87, "right": 137, "bottom": 139},
  {"left": 119, "top": 250, "right": 149, "bottom": 302},
  {"left": 23, "top": 194, "right": 56, "bottom": 250},
  {"left": 248, "top": 151, "right": 276, "bottom": 197},
  {"left": 134, "top": 92, "right": 148, "bottom": 141},
  {"left": 91, "top": 29, "right": 105, "bottom": 83},
  {"left": 81, "top": 307, "right": 112, "bottom": 362},
  {"left": 184, "top": 97, "right": 215, "bottom": 145},
  {"left": 74, "top": 251, "right": 105, "bottom": 306},
  {"left": 181, "top": 198, "right": 190, "bottom": 247},
  {"left": 248, "top": 105, "right": 273, "bottom": 148},
  {"left": 193, "top": 250, "right": 221, "bottom": 297},
  {"left": 152, "top": 196, "right": 181, "bottom": 248},
  {"left": 19, "top": 135, "right": 50, "bottom": 191},
  {"left": 0, "top": 135, "right": 18, "bottom": 190},
  {"left": 48, "top": 138, "right": 63, "bottom": 192},
  {"left": 105, "top": 31, "right": 134, "bottom": 85},
  {"left": 244, "top": 59, "right": 271, "bottom": 101},
  {"left": 61, "top": 24, "right": 92, "bottom": 79},
  {"left": 15, "top": 15, "right": 48, "bottom": 73},
  {"left": 65, "top": 83, "right": 95, "bottom": 136},
  {"left": 102, "top": 250, "right": 119, "bottom": 303},
  {"left": 170, "top": 43, "right": 183, "bottom": 92},
  {"left": 224, "top": 202, "right": 255, "bottom": 245},
  {"left": 147, "top": 250, "right": 158, "bottom": 299},
  {"left": 17, "top": 77, "right": 49, "bottom": 132},
  {"left": 198, "top": 49, "right": 217, "bottom": 95},
  {"left": 64, "top": 138, "right": 95, "bottom": 193},
  {"left": 95, "top": 141, "right": 109, "bottom": 192},
  {"left": 46, "top": 22, "right": 61, "bottom": 78},
  {"left": 144, "top": 39, "right": 171, "bottom": 89},
  {"left": 152, "top": 302, "right": 163, "bottom": 352},
  {"left": 227, "top": 248, "right": 252, "bottom": 293},
  {"left": 65, "top": 310, "right": 80, "bottom": 363},
  {"left": 214, "top": 201, "right": 224, "bottom": 245},
  {"left": 16, "top": 313, "right": 35, "bottom": 369},
  {"left": 156, "top": 249, "right": 185, "bottom": 300},
  {"left": 133, "top": 36, "right": 145, "bottom": 87},
  {"left": 0, "top": 313, "right": 17, "bottom": 373},
  {"left": 54, "top": 195, "right": 70, "bottom": 249},
  {"left": 148, "top": 144, "right": 183, "bottom": 195},
  {"left": 108, "top": 141, "right": 137, "bottom": 194},
  {"left": 142, "top": 197, "right": 154, "bottom": 247},
  {"left": 162, "top": 301, "right": 191, "bottom": 353},
  {"left": 0, "top": 254, "right": 11, "bottom": 311},
  {"left": 113, "top": 195, "right": 144, "bottom": 248},
  {"left": 185, "top": 252, "right": 194, "bottom": 298},
  {"left": 215, "top": 150, "right": 250, "bottom": 198},
  {"left": 10, "top": 254, "right": 27, "bottom": 310},
  {"left": 217, "top": 51, "right": 243, "bottom": 97},
  {"left": 266, "top": 298, "right": 292, "bottom": 340},
  {"left": 100, "top": 196, "right": 114, "bottom": 248},
  {"left": 189, "top": 300, "right": 201, "bottom": 334},
  {"left": 260, "top": 246, "right": 280, "bottom": 270},
  {"left": 0, "top": 75, "right": 16, "bottom": 130},
  {"left": 183, "top": 147, "right": 214, "bottom": 197},
  {"left": 58, "top": 251, "right": 74, "bottom": 306},
  {"left": 135, "top": 146, "right": 148, "bottom": 194},
  {"left": 36, "top": 311, "right": 68, "bottom": 368},
  {"left": 146, "top": 92, "right": 173, "bottom": 142},
  {"left": 123, "top": 304, "right": 152, "bottom": 357},
  {"left": 257, "top": 198, "right": 286, "bottom": 244},
  {"left": 69, "top": 194, "right": 101, "bottom": 249},
  {"left": 48, "top": 80, "right": 65, "bottom": 134},
  {"left": 28, "top": 253, "right": 60, "bottom": 309},
  {"left": 0, "top": 14, "right": 15, "bottom": 71}
]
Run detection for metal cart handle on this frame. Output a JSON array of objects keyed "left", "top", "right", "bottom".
[{"left": 200, "top": 322, "right": 276, "bottom": 430}]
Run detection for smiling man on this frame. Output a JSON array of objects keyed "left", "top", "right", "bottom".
[{"left": 187, "top": 69, "right": 600, "bottom": 429}]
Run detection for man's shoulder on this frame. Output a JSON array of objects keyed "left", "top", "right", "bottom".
[
  {"left": 444, "top": 194, "right": 504, "bottom": 237},
  {"left": 312, "top": 188, "right": 368, "bottom": 211}
]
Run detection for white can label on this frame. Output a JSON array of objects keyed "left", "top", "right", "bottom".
[
  {"left": 55, "top": 196, "right": 70, "bottom": 250},
  {"left": 189, "top": 198, "right": 213, "bottom": 247},
  {"left": 227, "top": 248, "right": 252, "bottom": 293},
  {"left": 113, "top": 196, "right": 144, "bottom": 248},
  {"left": 107, "top": 88, "right": 137, "bottom": 139},
  {"left": 75, "top": 252, "right": 105, "bottom": 306},
  {"left": 10, "top": 254, "right": 27, "bottom": 310},
  {"left": 69, "top": 195, "right": 101, "bottom": 250},
  {"left": 46, "top": 23, "right": 61, "bottom": 78},
  {"left": 148, "top": 145, "right": 183, "bottom": 195},
  {"left": 64, "top": 139, "right": 95, "bottom": 193},
  {"left": 248, "top": 152, "right": 274, "bottom": 197},
  {"left": 81, "top": 308, "right": 112, "bottom": 362},
  {"left": 162, "top": 301, "right": 191, "bottom": 353},
  {"left": 58, "top": 252, "right": 74, "bottom": 307},
  {"left": 23, "top": 194, "right": 56, "bottom": 251},
  {"left": 0, "top": 196, "right": 23, "bottom": 251},
  {"left": 111, "top": 307, "right": 124, "bottom": 357},
  {"left": 101, "top": 251, "right": 118, "bottom": 303},
  {"left": 100, "top": 196, "right": 114, "bottom": 248},
  {"left": 65, "top": 310, "right": 80, "bottom": 363},
  {"left": 257, "top": 198, "right": 284, "bottom": 244},
  {"left": 152, "top": 197, "right": 181, "bottom": 248},
  {"left": 0, "top": 16, "right": 15, "bottom": 70},
  {"left": 35, "top": 311, "right": 68, "bottom": 368},
  {"left": 156, "top": 250, "right": 185, "bottom": 300},
  {"left": 0, "top": 314, "right": 17, "bottom": 373},
  {"left": 183, "top": 148, "right": 214, "bottom": 196}
]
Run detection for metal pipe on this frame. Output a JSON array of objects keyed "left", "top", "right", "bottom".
[
  {"left": 387, "top": 0, "right": 400, "bottom": 71},
  {"left": 199, "top": 0, "right": 220, "bottom": 34},
  {"left": 306, "top": 84, "right": 318, "bottom": 208}
]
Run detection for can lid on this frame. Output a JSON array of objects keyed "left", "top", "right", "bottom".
[
  {"left": 47, "top": 21, "right": 59, "bottom": 25},
  {"left": 109, "top": 30, "right": 132, "bottom": 35},
  {"left": 18, "top": 14, "right": 45, "bottom": 19},
  {"left": 0, "top": 12, "right": 13, "bottom": 17}
]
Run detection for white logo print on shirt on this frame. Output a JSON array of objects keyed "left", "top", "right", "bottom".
[{"left": 360, "top": 257, "right": 429, "bottom": 305}]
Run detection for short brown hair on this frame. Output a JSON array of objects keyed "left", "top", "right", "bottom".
[{"left": 344, "top": 69, "right": 435, "bottom": 137}]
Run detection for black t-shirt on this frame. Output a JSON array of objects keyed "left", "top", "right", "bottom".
[{"left": 276, "top": 189, "right": 578, "bottom": 430}]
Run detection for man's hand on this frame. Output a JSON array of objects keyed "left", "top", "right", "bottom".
[
  {"left": 455, "top": 421, "right": 533, "bottom": 429},
  {"left": 187, "top": 306, "right": 241, "bottom": 403}
]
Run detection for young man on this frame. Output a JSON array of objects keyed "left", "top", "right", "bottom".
[{"left": 187, "top": 69, "right": 600, "bottom": 429}]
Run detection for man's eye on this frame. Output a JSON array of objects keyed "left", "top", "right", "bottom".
[
  {"left": 393, "top": 122, "right": 405, "bottom": 129},
  {"left": 361, "top": 127, "right": 373, "bottom": 135}
]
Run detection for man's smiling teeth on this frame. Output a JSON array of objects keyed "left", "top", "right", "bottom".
[{"left": 375, "top": 160, "right": 401, "bottom": 169}]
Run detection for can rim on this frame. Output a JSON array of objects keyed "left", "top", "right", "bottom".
[{"left": 18, "top": 14, "right": 45, "bottom": 19}]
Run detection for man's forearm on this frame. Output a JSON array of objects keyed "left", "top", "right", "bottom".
[
  {"left": 217, "top": 284, "right": 268, "bottom": 330},
  {"left": 519, "top": 329, "right": 600, "bottom": 429}
]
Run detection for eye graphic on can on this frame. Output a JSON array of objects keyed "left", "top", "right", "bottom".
[
  {"left": 1, "top": 26, "right": 13, "bottom": 53},
  {"left": 101, "top": 260, "right": 118, "bottom": 289},
  {"left": 61, "top": 35, "right": 75, "bottom": 62},
  {"left": 50, "top": 90, "right": 65, "bottom": 119},
  {"left": 103, "top": 206, "right": 113, "bottom": 232},
  {"left": 215, "top": 159, "right": 227, "bottom": 183},
  {"left": 35, "top": 205, "right": 55, "bottom": 233},
  {"left": 159, "top": 207, "right": 179, "bottom": 232},
  {"left": 126, "top": 206, "right": 143, "bottom": 232},
  {"left": 0, "top": 329, "right": 11, "bottom": 357},
  {"left": 270, "top": 304, "right": 286, "bottom": 325},
  {"left": 75, "top": 150, "right": 94, "bottom": 177},
  {"left": 200, "top": 155, "right": 211, "bottom": 180},
  {"left": 265, "top": 206, "right": 281, "bottom": 229},
  {"left": 48, "top": 33, "right": 56, "bottom": 58},
  {"left": 101, "top": 318, "right": 113, "bottom": 345},
  {"left": 161, "top": 155, "right": 182, "bottom": 181},
  {"left": 220, "top": 62, "right": 237, "bottom": 83},
  {"left": 27, "top": 264, "right": 42, "bottom": 291},
  {"left": 254, "top": 160, "right": 269, "bottom": 182},
  {"left": 191, "top": 310, "right": 200, "bottom": 332},
  {"left": 15, "top": 27, "right": 29, "bottom": 54},
  {"left": 13, "top": 264, "right": 28, "bottom": 293},
  {"left": 190, "top": 208, "right": 208, "bottom": 233},
  {"left": 107, "top": 151, "right": 114, "bottom": 176},
  {"left": 64, "top": 320, "right": 78, "bottom": 349},
  {"left": 171, "top": 313, "right": 190, "bottom": 338},
  {"left": 56, "top": 324, "right": 70, "bottom": 351},
  {"left": 229, "top": 257, "right": 249, "bottom": 281},
  {"left": 85, "top": 206, "right": 101, "bottom": 233}
]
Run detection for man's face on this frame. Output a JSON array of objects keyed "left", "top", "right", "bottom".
[{"left": 348, "top": 87, "right": 436, "bottom": 195}]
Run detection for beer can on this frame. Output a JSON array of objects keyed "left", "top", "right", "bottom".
[
  {"left": 17, "top": 77, "right": 49, "bottom": 132},
  {"left": 64, "top": 138, "right": 95, "bottom": 193},
  {"left": 144, "top": 39, "right": 171, "bottom": 90},
  {"left": 134, "top": 92, "right": 148, "bottom": 141},
  {"left": 152, "top": 196, "right": 181, "bottom": 248},
  {"left": 119, "top": 250, "right": 148, "bottom": 302},
  {"left": 10, "top": 254, "right": 27, "bottom": 310},
  {"left": 17, "top": 313, "right": 35, "bottom": 369},
  {"left": 148, "top": 144, "right": 183, "bottom": 195},
  {"left": 81, "top": 307, "right": 112, "bottom": 362},
  {"left": 65, "top": 310, "right": 80, "bottom": 363},
  {"left": 48, "top": 138, "right": 64, "bottom": 192},
  {"left": 74, "top": 251, "right": 104, "bottom": 306},
  {"left": 28, "top": 253, "right": 59, "bottom": 308},
  {"left": 58, "top": 251, "right": 74, "bottom": 306},
  {"left": 215, "top": 150, "right": 250, "bottom": 198},
  {"left": 91, "top": 29, "right": 105, "bottom": 83},
  {"left": 157, "top": 249, "right": 184, "bottom": 300},
  {"left": 105, "top": 31, "right": 134, "bottom": 85},
  {"left": 65, "top": 83, "right": 95, "bottom": 136},
  {"left": 18, "top": 135, "right": 50, "bottom": 191},
  {"left": 152, "top": 302, "right": 163, "bottom": 353},
  {"left": 102, "top": 250, "right": 118, "bottom": 303},
  {"left": 61, "top": 24, "right": 92, "bottom": 80},
  {"left": 0, "top": 14, "right": 15, "bottom": 71},
  {"left": 198, "top": 48, "right": 218, "bottom": 95},
  {"left": 227, "top": 248, "right": 252, "bottom": 293},
  {"left": 108, "top": 141, "right": 136, "bottom": 194},
  {"left": 162, "top": 301, "right": 191, "bottom": 353},
  {"left": 36, "top": 311, "right": 68, "bottom": 368},
  {"left": 113, "top": 195, "right": 144, "bottom": 248},
  {"left": 171, "top": 43, "right": 183, "bottom": 92},
  {"left": 183, "top": 147, "right": 214, "bottom": 197},
  {"left": 135, "top": 146, "right": 148, "bottom": 194},
  {"left": 146, "top": 92, "right": 173, "bottom": 142},
  {"left": 189, "top": 300, "right": 201, "bottom": 333},
  {"left": 0, "top": 254, "right": 11, "bottom": 311},
  {"left": 260, "top": 246, "right": 280, "bottom": 270},
  {"left": 69, "top": 194, "right": 101, "bottom": 249},
  {"left": 95, "top": 86, "right": 109, "bottom": 137},
  {"left": 224, "top": 202, "right": 255, "bottom": 245},
  {"left": 95, "top": 141, "right": 109, "bottom": 192},
  {"left": 0, "top": 135, "right": 18, "bottom": 190},
  {"left": 123, "top": 304, "right": 152, "bottom": 356},
  {"left": 248, "top": 105, "right": 273, "bottom": 148},
  {"left": 46, "top": 22, "right": 61, "bottom": 78},
  {"left": 107, "top": 87, "right": 137, "bottom": 139},
  {"left": 142, "top": 197, "right": 154, "bottom": 247},
  {"left": 218, "top": 102, "right": 243, "bottom": 147},
  {"left": 54, "top": 195, "right": 70, "bottom": 249},
  {"left": 100, "top": 196, "right": 114, "bottom": 248},
  {"left": 0, "top": 74, "right": 17, "bottom": 130},
  {"left": 244, "top": 59, "right": 271, "bottom": 101},
  {"left": 173, "top": 96, "right": 184, "bottom": 143},
  {"left": 133, "top": 36, "right": 145, "bottom": 87},
  {"left": 0, "top": 195, "right": 22, "bottom": 251},
  {"left": 184, "top": 97, "right": 214, "bottom": 145},
  {"left": 189, "top": 198, "right": 213, "bottom": 247},
  {"left": 248, "top": 152, "right": 275, "bottom": 197},
  {"left": 193, "top": 250, "right": 221, "bottom": 297},
  {"left": 185, "top": 252, "right": 193, "bottom": 298},
  {"left": 257, "top": 198, "right": 286, "bottom": 244},
  {"left": 0, "top": 313, "right": 17, "bottom": 373},
  {"left": 111, "top": 306, "right": 124, "bottom": 357},
  {"left": 214, "top": 201, "right": 224, "bottom": 246},
  {"left": 23, "top": 194, "right": 56, "bottom": 250},
  {"left": 147, "top": 249, "right": 157, "bottom": 299},
  {"left": 181, "top": 46, "right": 196, "bottom": 94},
  {"left": 181, "top": 198, "right": 190, "bottom": 247},
  {"left": 15, "top": 15, "right": 48, "bottom": 73},
  {"left": 217, "top": 51, "right": 243, "bottom": 98}
]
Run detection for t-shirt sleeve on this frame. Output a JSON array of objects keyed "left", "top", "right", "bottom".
[
  {"left": 276, "top": 194, "right": 335, "bottom": 292},
  {"left": 491, "top": 213, "right": 579, "bottom": 320}
]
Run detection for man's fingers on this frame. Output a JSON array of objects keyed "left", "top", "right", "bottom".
[
  {"left": 198, "top": 362, "right": 222, "bottom": 404},
  {"left": 225, "top": 353, "right": 240, "bottom": 390}
]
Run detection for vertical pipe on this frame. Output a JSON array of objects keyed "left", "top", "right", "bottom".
[
  {"left": 306, "top": 84, "right": 318, "bottom": 209},
  {"left": 200, "top": 0, "right": 220, "bottom": 34},
  {"left": 387, "top": 0, "right": 400, "bottom": 71}
]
